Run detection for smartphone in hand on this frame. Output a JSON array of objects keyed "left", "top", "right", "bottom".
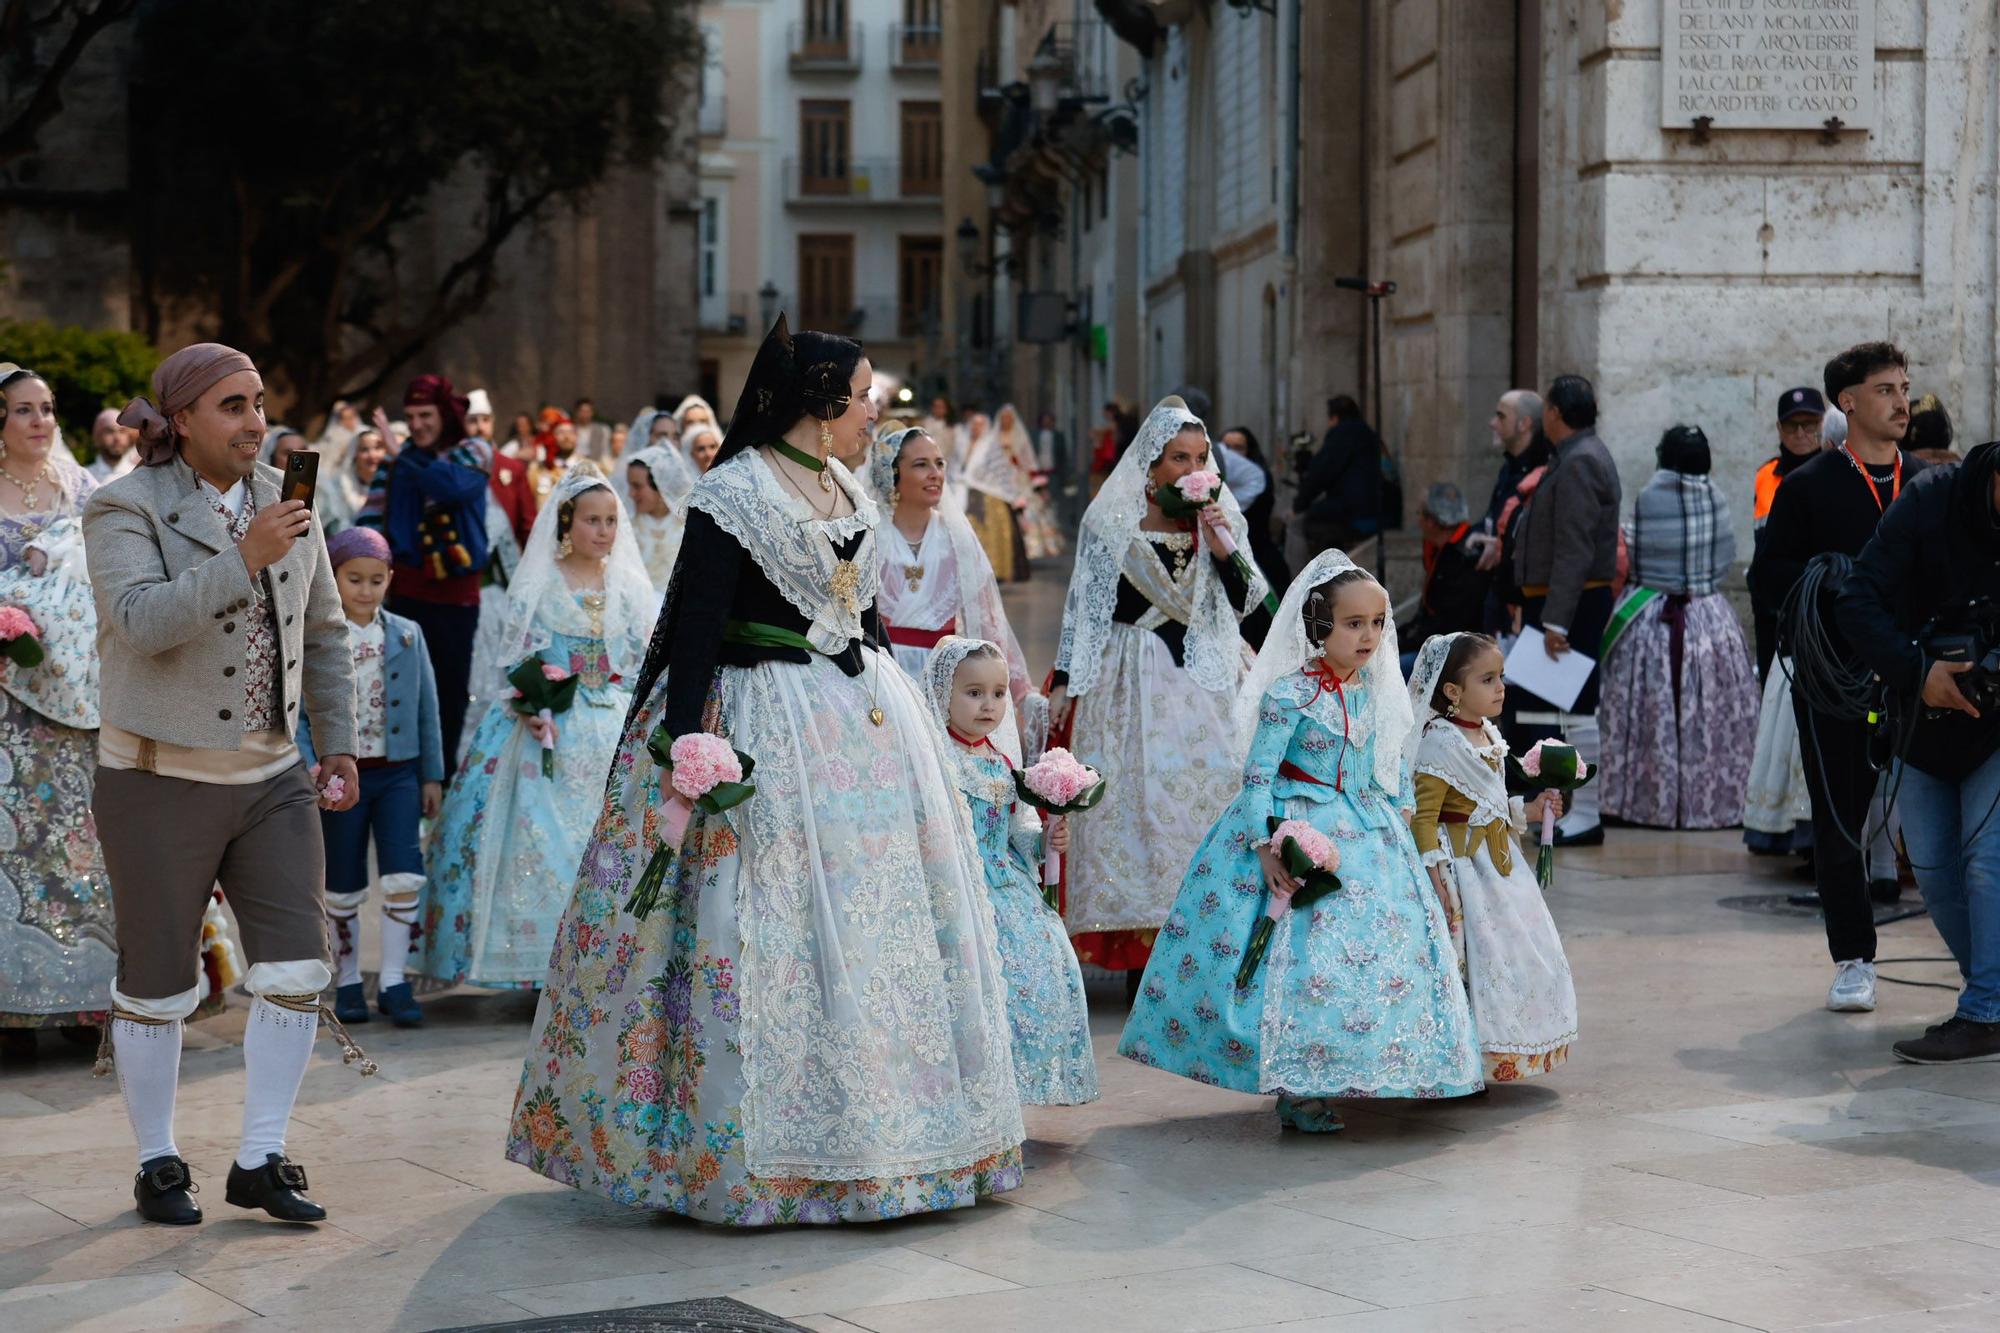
[{"left": 282, "top": 449, "right": 321, "bottom": 510}]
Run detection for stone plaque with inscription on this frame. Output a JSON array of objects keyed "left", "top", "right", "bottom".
[{"left": 1661, "top": 0, "right": 1875, "bottom": 129}]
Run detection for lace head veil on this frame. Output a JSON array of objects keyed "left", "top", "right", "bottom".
[
  {"left": 1235, "top": 547, "right": 1411, "bottom": 795},
  {"left": 672, "top": 393, "right": 717, "bottom": 432},
  {"left": 710, "top": 315, "right": 863, "bottom": 471},
  {"left": 490, "top": 462, "right": 658, "bottom": 690},
  {"left": 920, "top": 634, "right": 1024, "bottom": 773},
  {"left": 1055, "top": 394, "right": 1265, "bottom": 698},
  {"left": 621, "top": 441, "right": 699, "bottom": 514},
  {"left": 1400, "top": 630, "right": 1464, "bottom": 793}
]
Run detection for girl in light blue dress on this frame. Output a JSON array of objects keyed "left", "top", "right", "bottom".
[
  {"left": 1117, "top": 549, "right": 1482, "bottom": 1132},
  {"left": 421, "top": 466, "right": 655, "bottom": 988},
  {"left": 924, "top": 636, "right": 1100, "bottom": 1106}
]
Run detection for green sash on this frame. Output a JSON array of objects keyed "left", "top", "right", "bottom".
[
  {"left": 1599, "top": 587, "right": 1660, "bottom": 659},
  {"left": 722, "top": 620, "right": 820, "bottom": 654}
]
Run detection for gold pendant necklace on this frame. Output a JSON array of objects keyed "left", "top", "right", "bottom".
[
  {"left": 1, "top": 457, "right": 52, "bottom": 513},
  {"left": 903, "top": 563, "right": 925, "bottom": 592}
]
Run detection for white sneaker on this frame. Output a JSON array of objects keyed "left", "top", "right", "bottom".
[{"left": 1827, "top": 959, "right": 1877, "bottom": 1013}]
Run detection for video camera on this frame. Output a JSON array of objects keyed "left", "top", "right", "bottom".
[{"left": 1921, "top": 596, "right": 2000, "bottom": 717}]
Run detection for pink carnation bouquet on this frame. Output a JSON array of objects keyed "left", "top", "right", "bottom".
[
  {"left": 1505, "top": 739, "right": 1595, "bottom": 889},
  {"left": 0, "top": 605, "right": 44, "bottom": 669},
  {"left": 1013, "top": 747, "right": 1108, "bottom": 906},
  {"left": 625, "top": 728, "right": 758, "bottom": 921},
  {"left": 1148, "top": 468, "right": 1280, "bottom": 616},
  {"left": 507, "top": 656, "right": 581, "bottom": 778},
  {"left": 1235, "top": 816, "right": 1344, "bottom": 990}
]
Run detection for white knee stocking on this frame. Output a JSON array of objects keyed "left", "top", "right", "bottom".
[
  {"left": 237, "top": 995, "right": 318, "bottom": 1171},
  {"left": 326, "top": 897, "right": 363, "bottom": 989},
  {"left": 112, "top": 1016, "right": 183, "bottom": 1166},
  {"left": 377, "top": 874, "right": 423, "bottom": 989}
]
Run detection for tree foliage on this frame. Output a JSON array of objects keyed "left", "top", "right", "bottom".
[
  {"left": 0, "top": 318, "right": 157, "bottom": 455},
  {"left": 131, "top": 0, "right": 698, "bottom": 420},
  {"left": 0, "top": 0, "right": 139, "bottom": 167}
]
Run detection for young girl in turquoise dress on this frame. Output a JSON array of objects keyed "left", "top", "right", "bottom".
[
  {"left": 924, "top": 636, "right": 1100, "bottom": 1106},
  {"left": 1117, "top": 549, "right": 1483, "bottom": 1132},
  {"left": 421, "top": 465, "right": 655, "bottom": 988}
]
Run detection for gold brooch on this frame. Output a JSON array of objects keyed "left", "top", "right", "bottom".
[{"left": 829, "top": 559, "right": 861, "bottom": 615}]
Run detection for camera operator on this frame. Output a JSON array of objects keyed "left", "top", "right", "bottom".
[
  {"left": 1751, "top": 342, "right": 1926, "bottom": 1014},
  {"left": 1838, "top": 440, "right": 2000, "bottom": 1064}
]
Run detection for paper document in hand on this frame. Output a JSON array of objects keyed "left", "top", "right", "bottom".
[{"left": 1503, "top": 626, "right": 1596, "bottom": 713}]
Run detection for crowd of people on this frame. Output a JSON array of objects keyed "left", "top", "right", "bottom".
[{"left": 0, "top": 315, "right": 1991, "bottom": 1231}]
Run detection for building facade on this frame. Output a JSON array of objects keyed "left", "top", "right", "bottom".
[
  {"left": 953, "top": 0, "right": 1997, "bottom": 556},
  {"left": 695, "top": 0, "right": 949, "bottom": 410}
]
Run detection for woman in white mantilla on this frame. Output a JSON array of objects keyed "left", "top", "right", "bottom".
[
  {"left": 622, "top": 435, "right": 699, "bottom": 592},
  {"left": 421, "top": 464, "right": 654, "bottom": 988},
  {"left": 505, "top": 316, "right": 1024, "bottom": 1225},
  {"left": 1048, "top": 395, "right": 1267, "bottom": 977},
  {"left": 868, "top": 425, "right": 1037, "bottom": 716}
]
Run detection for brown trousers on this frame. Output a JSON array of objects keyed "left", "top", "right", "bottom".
[{"left": 93, "top": 763, "right": 329, "bottom": 999}]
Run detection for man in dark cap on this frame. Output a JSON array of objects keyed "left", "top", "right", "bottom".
[
  {"left": 1750, "top": 386, "right": 1826, "bottom": 680},
  {"left": 367, "top": 374, "right": 493, "bottom": 765}
]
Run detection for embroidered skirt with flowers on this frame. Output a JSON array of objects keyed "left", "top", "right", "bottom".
[
  {"left": 422, "top": 623, "right": 630, "bottom": 988},
  {"left": 505, "top": 651, "right": 1025, "bottom": 1224}
]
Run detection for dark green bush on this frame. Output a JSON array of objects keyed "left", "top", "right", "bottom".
[{"left": 0, "top": 320, "right": 158, "bottom": 462}]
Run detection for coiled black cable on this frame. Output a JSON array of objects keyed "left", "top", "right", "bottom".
[{"left": 1778, "top": 554, "right": 1880, "bottom": 721}]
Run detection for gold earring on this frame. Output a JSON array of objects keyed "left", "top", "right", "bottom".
[
  {"left": 890, "top": 486, "right": 901, "bottom": 506},
  {"left": 558, "top": 534, "right": 573, "bottom": 559},
  {"left": 819, "top": 419, "right": 834, "bottom": 452}
]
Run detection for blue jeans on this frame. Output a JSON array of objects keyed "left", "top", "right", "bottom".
[
  {"left": 321, "top": 760, "right": 424, "bottom": 896},
  {"left": 1898, "top": 749, "right": 2000, "bottom": 1022}
]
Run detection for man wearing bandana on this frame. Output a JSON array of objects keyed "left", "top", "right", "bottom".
[{"left": 366, "top": 374, "right": 493, "bottom": 767}]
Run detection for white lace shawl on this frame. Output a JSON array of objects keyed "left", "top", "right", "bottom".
[
  {"left": 476, "top": 466, "right": 657, "bottom": 696},
  {"left": 961, "top": 404, "right": 1036, "bottom": 507},
  {"left": 870, "top": 427, "right": 1034, "bottom": 705},
  {"left": 1412, "top": 717, "right": 1523, "bottom": 833},
  {"left": 687, "top": 447, "right": 879, "bottom": 655},
  {"left": 1236, "top": 548, "right": 1409, "bottom": 796},
  {"left": 1055, "top": 396, "right": 1264, "bottom": 698}
]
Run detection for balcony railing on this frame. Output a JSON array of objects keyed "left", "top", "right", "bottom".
[
  {"left": 788, "top": 20, "right": 863, "bottom": 73},
  {"left": 785, "top": 156, "right": 942, "bottom": 205},
  {"left": 1034, "top": 20, "right": 1115, "bottom": 107},
  {"left": 889, "top": 23, "right": 941, "bottom": 70}
]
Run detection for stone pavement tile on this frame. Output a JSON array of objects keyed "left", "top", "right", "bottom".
[
  {"left": 0, "top": 1195, "right": 85, "bottom": 1245},
  {"left": 1603, "top": 1238, "right": 2000, "bottom": 1330},
  {"left": 1618, "top": 1122, "right": 2000, "bottom": 1200},
  {"left": 834, "top": 1261, "right": 1371, "bottom": 1332},
  {"left": 896, "top": 1188, "right": 1393, "bottom": 1286},
  {"left": 1244, "top": 1220, "right": 1744, "bottom": 1309},
  {"left": 1218, "top": 1284, "right": 1757, "bottom": 1332},
  {"left": 1274, "top": 1163, "right": 1759, "bottom": 1240},
  {"left": 1801, "top": 1301, "right": 2000, "bottom": 1331},
  {"left": 0, "top": 1271, "right": 255, "bottom": 1332},
  {"left": 791, "top": 1318, "right": 878, "bottom": 1333},
  {"left": 1618, "top": 1176, "right": 2000, "bottom": 1260},
  {"left": 1634, "top": 1088, "right": 2000, "bottom": 1147},
  {"left": 165, "top": 1292, "right": 540, "bottom": 1333},
  {"left": 498, "top": 1247, "right": 1019, "bottom": 1320},
  {"left": 0, "top": 1212, "right": 378, "bottom": 1289},
  {"left": 620, "top": 1210, "right": 954, "bottom": 1272},
  {"left": 184, "top": 1225, "right": 682, "bottom": 1317},
  {"left": 1374, "top": 1111, "right": 1750, "bottom": 1184}
]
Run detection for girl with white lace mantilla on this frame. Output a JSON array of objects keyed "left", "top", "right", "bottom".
[
  {"left": 1047, "top": 395, "right": 1266, "bottom": 978},
  {"left": 924, "top": 636, "right": 1099, "bottom": 1106},
  {"left": 1118, "top": 552, "right": 1483, "bottom": 1133},
  {"left": 1405, "top": 632, "right": 1579, "bottom": 1083},
  {"left": 504, "top": 317, "right": 1024, "bottom": 1225},
  {"left": 421, "top": 464, "right": 654, "bottom": 989}
]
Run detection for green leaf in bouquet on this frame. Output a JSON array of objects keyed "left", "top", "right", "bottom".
[
  {"left": 1280, "top": 838, "right": 1318, "bottom": 880},
  {"left": 697, "top": 778, "right": 756, "bottom": 815},
  {"left": 3, "top": 634, "right": 43, "bottom": 669},
  {"left": 1152, "top": 483, "right": 1208, "bottom": 521},
  {"left": 1070, "top": 777, "right": 1109, "bottom": 811}
]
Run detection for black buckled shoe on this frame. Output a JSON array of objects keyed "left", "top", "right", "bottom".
[
  {"left": 134, "top": 1154, "right": 202, "bottom": 1225},
  {"left": 225, "top": 1153, "right": 327, "bottom": 1222}
]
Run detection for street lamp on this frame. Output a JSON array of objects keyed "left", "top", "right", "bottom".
[
  {"left": 956, "top": 218, "right": 982, "bottom": 276},
  {"left": 1027, "top": 51, "right": 1064, "bottom": 118},
  {"left": 757, "top": 280, "right": 780, "bottom": 330}
]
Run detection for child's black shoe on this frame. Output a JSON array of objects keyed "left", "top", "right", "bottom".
[
  {"left": 377, "top": 981, "right": 424, "bottom": 1029},
  {"left": 332, "top": 982, "right": 370, "bottom": 1025}
]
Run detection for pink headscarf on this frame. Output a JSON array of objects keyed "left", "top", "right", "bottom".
[{"left": 119, "top": 342, "right": 258, "bottom": 467}]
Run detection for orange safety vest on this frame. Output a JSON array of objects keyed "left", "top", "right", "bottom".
[{"left": 1752, "top": 456, "right": 1784, "bottom": 528}]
